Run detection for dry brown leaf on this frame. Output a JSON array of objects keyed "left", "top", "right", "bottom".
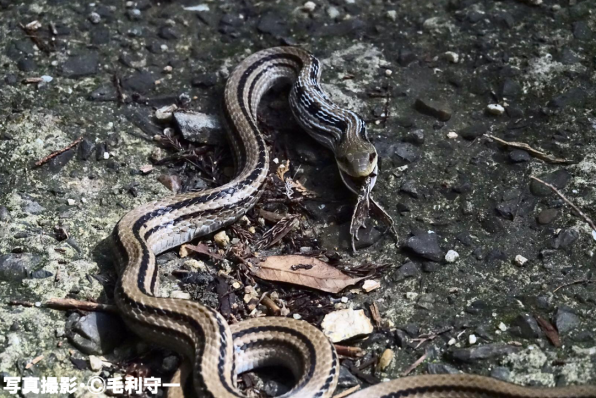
[{"left": 249, "top": 255, "right": 365, "bottom": 293}]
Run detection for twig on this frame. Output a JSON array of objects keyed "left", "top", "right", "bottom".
[
  {"left": 369, "top": 302, "right": 382, "bottom": 328},
  {"left": 9, "top": 298, "right": 118, "bottom": 313},
  {"left": 260, "top": 294, "right": 281, "bottom": 316},
  {"left": 400, "top": 352, "right": 427, "bottom": 376},
  {"left": 535, "top": 315, "right": 561, "bottom": 347},
  {"left": 334, "top": 345, "right": 365, "bottom": 358},
  {"left": 484, "top": 134, "right": 571, "bottom": 164},
  {"left": 553, "top": 278, "right": 596, "bottom": 293},
  {"left": 25, "top": 355, "right": 44, "bottom": 369},
  {"left": 333, "top": 385, "right": 361, "bottom": 398},
  {"left": 35, "top": 136, "right": 83, "bottom": 167},
  {"left": 530, "top": 176, "right": 596, "bottom": 232}
]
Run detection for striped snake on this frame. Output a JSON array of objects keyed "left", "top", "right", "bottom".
[{"left": 113, "top": 47, "right": 596, "bottom": 397}]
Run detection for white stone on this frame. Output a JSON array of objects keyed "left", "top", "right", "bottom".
[
  {"left": 155, "top": 104, "right": 178, "bottom": 121},
  {"left": 447, "top": 131, "right": 458, "bottom": 139},
  {"left": 41, "top": 75, "right": 53, "bottom": 83},
  {"left": 183, "top": 5, "right": 210, "bottom": 12},
  {"left": 303, "top": 1, "right": 316, "bottom": 11},
  {"left": 487, "top": 104, "right": 505, "bottom": 115},
  {"left": 293, "top": 313, "right": 302, "bottom": 320},
  {"left": 89, "top": 355, "right": 103, "bottom": 371},
  {"left": 362, "top": 280, "right": 381, "bottom": 292},
  {"left": 448, "top": 338, "right": 456, "bottom": 345},
  {"left": 445, "top": 250, "right": 459, "bottom": 263},
  {"left": 443, "top": 51, "right": 459, "bottom": 63},
  {"left": 405, "top": 292, "right": 418, "bottom": 300},
  {"left": 592, "top": 230, "right": 596, "bottom": 241},
  {"left": 385, "top": 69, "right": 392, "bottom": 76},
  {"left": 321, "top": 309, "right": 374, "bottom": 343},
  {"left": 341, "top": 296, "right": 349, "bottom": 303},
  {"left": 103, "top": 152, "right": 110, "bottom": 160},
  {"left": 387, "top": 10, "right": 397, "bottom": 21},
  {"left": 327, "top": 6, "right": 340, "bottom": 19},
  {"left": 214, "top": 230, "right": 230, "bottom": 248},
  {"left": 498, "top": 322, "right": 508, "bottom": 331},
  {"left": 469, "top": 334, "right": 477, "bottom": 344},
  {"left": 67, "top": 199, "right": 76, "bottom": 206},
  {"left": 514, "top": 254, "right": 528, "bottom": 266},
  {"left": 170, "top": 291, "right": 191, "bottom": 300}
]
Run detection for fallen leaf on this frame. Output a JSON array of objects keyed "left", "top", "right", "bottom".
[
  {"left": 249, "top": 255, "right": 365, "bottom": 293},
  {"left": 158, "top": 174, "right": 182, "bottom": 193},
  {"left": 182, "top": 243, "right": 224, "bottom": 261},
  {"left": 536, "top": 315, "right": 561, "bottom": 347}
]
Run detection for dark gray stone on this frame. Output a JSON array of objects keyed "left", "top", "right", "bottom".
[
  {"left": 552, "top": 228, "right": 579, "bottom": 249},
  {"left": 450, "top": 344, "right": 520, "bottom": 363},
  {"left": 573, "top": 21, "right": 592, "bottom": 40},
  {"left": 403, "top": 233, "right": 442, "bottom": 262},
  {"left": 400, "top": 180, "right": 419, "bottom": 198},
  {"left": 66, "top": 312, "right": 126, "bottom": 355},
  {"left": 17, "top": 58, "right": 37, "bottom": 72},
  {"left": 158, "top": 26, "right": 179, "bottom": 40},
  {"left": 338, "top": 365, "right": 360, "bottom": 388},
  {"left": 122, "top": 71, "right": 156, "bottom": 94},
  {"left": 499, "top": 78, "right": 521, "bottom": 98},
  {"left": 548, "top": 88, "right": 587, "bottom": 109},
  {"left": 88, "top": 84, "right": 118, "bottom": 102},
  {"left": 530, "top": 170, "right": 571, "bottom": 196},
  {"left": 414, "top": 98, "right": 452, "bottom": 121},
  {"left": 257, "top": 12, "right": 288, "bottom": 37},
  {"left": 22, "top": 200, "right": 45, "bottom": 215},
  {"left": 48, "top": 149, "right": 75, "bottom": 173},
  {"left": 397, "top": 48, "right": 417, "bottom": 66},
  {"left": 0, "top": 206, "right": 10, "bottom": 222},
  {"left": 191, "top": 73, "right": 218, "bottom": 88},
  {"left": 60, "top": 53, "right": 99, "bottom": 78},
  {"left": 404, "top": 129, "right": 425, "bottom": 145},
  {"left": 511, "top": 314, "right": 542, "bottom": 338},
  {"left": 555, "top": 307, "right": 580, "bottom": 334},
  {"left": 459, "top": 124, "right": 485, "bottom": 140},
  {"left": 427, "top": 363, "right": 460, "bottom": 374},
  {"left": 490, "top": 366, "right": 511, "bottom": 382},
  {"left": 264, "top": 380, "right": 291, "bottom": 397},
  {"left": 78, "top": 138, "right": 94, "bottom": 160},
  {"left": 0, "top": 253, "right": 41, "bottom": 282},
  {"left": 509, "top": 149, "right": 531, "bottom": 163}
]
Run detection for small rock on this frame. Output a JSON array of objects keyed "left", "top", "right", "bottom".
[
  {"left": 0, "top": 206, "right": 10, "bottom": 222},
  {"left": 158, "top": 26, "right": 179, "bottom": 40},
  {"left": 191, "top": 73, "right": 218, "bottom": 88},
  {"left": 459, "top": 124, "right": 486, "bottom": 140},
  {"left": 22, "top": 200, "right": 45, "bottom": 215},
  {"left": 509, "top": 149, "right": 531, "bottom": 163},
  {"left": 427, "top": 363, "right": 460, "bottom": 374},
  {"left": 338, "top": 366, "right": 360, "bottom": 388},
  {"left": 530, "top": 170, "right": 571, "bottom": 197},
  {"left": 511, "top": 314, "right": 541, "bottom": 338},
  {"left": 170, "top": 291, "right": 191, "bottom": 300},
  {"left": 405, "top": 129, "right": 424, "bottom": 145},
  {"left": 446, "top": 131, "right": 458, "bottom": 139},
  {"left": 386, "top": 10, "right": 397, "bottom": 21},
  {"left": 445, "top": 250, "right": 459, "bottom": 263},
  {"left": 414, "top": 98, "right": 452, "bottom": 121},
  {"left": 490, "top": 367, "right": 511, "bottom": 382},
  {"left": 60, "top": 53, "right": 99, "bottom": 78},
  {"left": 552, "top": 228, "right": 579, "bottom": 249},
  {"left": 155, "top": 104, "right": 178, "bottom": 121},
  {"left": 377, "top": 349, "right": 394, "bottom": 371},
  {"left": 499, "top": 78, "right": 522, "bottom": 98},
  {"left": 392, "top": 261, "right": 420, "bottom": 282},
  {"left": 173, "top": 112, "right": 225, "bottom": 145},
  {"left": 89, "top": 355, "right": 103, "bottom": 371},
  {"left": 537, "top": 208, "right": 558, "bottom": 225},
  {"left": 514, "top": 255, "right": 528, "bottom": 266},
  {"left": 0, "top": 253, "right": 41, "bottom": 282},
  {"left": 450, "top": 344, "right": 520, "bottom": 362},
  {"left": 66, "top": 312, "right": 126, "bottom": 355},
  {"left": 572, "top": 21, "right": 592, "bottom": 40},
  {"left": 486, "top": 104, "right": 505, "bottom": 115},
  {"left": 443, "top": 51, "right": 459, "bottom": 63},
  {"left": 555, "top": 307, "right": 580, "bottom": 334},
  {"left": 88, "top": 12, "right": 101, "bottom": 24},
  {"left": 400, "top": 180, "right": 419, "bottom": 198},
  {"left": 548, "top": 88, "right": 587, "bottom": 109},
  {"left": 303, "top": 1, "right": 316, "bottom": 12},
  {"left": 362, "top": 280, "right": 380, "bottom": 292},
  {"left": 157, "top": 174, "right": 182, "bottom": 193},
  {"left": 468, "top": 334, "right": 477, "bottom": 344},
  {"left": 122, "top": 71, "right": 156, "bottom": 94},
  {"left": 214, "top": 231, "right": 230, "bottom": 248},
  {"left": 17, "top": 58, "right": 36, "bottom": 72},
  {"left": 88, "top": 85, "right": 118, "bottom": 102},
  {"left": 321, "top": 309, "right": 374, "bottom": 343},
  {"left": 397, "top": 48, "right": 417, "bottom": 66},
  {"left": 327, "top": 6, "right": 340, "bottom": 19},
  {"left": 403, "top": 232, "right": 442, "bottom": 262}
]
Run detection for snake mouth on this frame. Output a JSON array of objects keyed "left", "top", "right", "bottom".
[{"left": 339, "top": 165, "right": 378, "bottom": 195}]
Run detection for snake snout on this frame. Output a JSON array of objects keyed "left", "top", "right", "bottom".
[{"left": 342, "top": 150, "right": 377, "bottom": 178}]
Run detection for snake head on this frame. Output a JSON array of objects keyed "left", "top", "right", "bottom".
[{"left": 335, "top": 139, "right": 378, "bottom": 178}]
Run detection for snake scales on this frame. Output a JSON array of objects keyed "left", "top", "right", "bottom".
[{"left": 113, "top": 47, "right": 596, "bottom": 397}]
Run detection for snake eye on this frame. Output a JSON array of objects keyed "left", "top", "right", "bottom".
[{"left": 369, "top": 152, "right": 376, "bottom": 162}]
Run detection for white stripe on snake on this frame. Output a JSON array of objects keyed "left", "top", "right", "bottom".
[{"left": 113, "top": 47, "right": 596, "bottom": 398}]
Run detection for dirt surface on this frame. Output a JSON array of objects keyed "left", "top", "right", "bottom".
[{"left": 0, "top": 0, "right": 595, "bottom": 397}]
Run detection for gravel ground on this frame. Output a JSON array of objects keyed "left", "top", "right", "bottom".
[{"left": 0, "top": 0, "right": 595, "bottom": 397}]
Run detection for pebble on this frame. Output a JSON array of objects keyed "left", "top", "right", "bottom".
[
  {"left": 537, "top": 208, "right": 558, "bottom": 225},
  {"left": 446, "top": 131, "right": 458, "bottom": 139},
  {"left": 555, "top": 307, "right": 580, "bottom": 334},
  {"left": 0, "top": 253, "right": 41, "bottom": 282},
  {"left": 414, "top": 98, "right": 452, "bottom": 121},
  {"left": 392, "top": 261, "right": 420, "bottom": 282},
  {"left": 490, "top": 367, "right": 511, "bottom": 382},
  {"left": 443, "top": 51, "right": 459, "bottom": 63},
  {"left": 66, "top": 312, "right": 126, "bottom": 355},
  {"left": 386, "top": 10, "right": 397, "bottom": 21},
  {"left": 170, "top": 291, "right": 191, "bottom": 300},
  {"left": 321, "top": 309, "right": 373, "bottom": 342},
  {"left": 327, "top": 6, "right": 340, "bottom": 19},
  {"left": 509, "top": 149, "right": 531, "bottom": 163},
  {"left": 173, "top": 111, "right": 225, "bottom": 145},
  {"left": 498, "top": 322, "right": 508, "bottom": 332},
  {"left": 362, "top": 280, "right": 380, "bottom": 292},
  {"left": 468, "top": 334, "right": 477, "bottom": 345},
  {"left": 511, "top": 314, "right": 541, "bottom": 338},
  {"left": 88, "top": 12, "right": 101, "bottom": 24},
  {"left": 377, "top": 349, "right": 394, "bottom": 371},
  {"left": 405, "top": 129, "right": 425, "bottom": 145},
  {"left": 427, "top": 363, "right": 460, "bottom": 374},
  {"left": 450, "top": 343, "right": 520, "bottom": 362},
  {"left": 88, "top": 355, "right": 103, "bottom": 371},
  {"left": 155, "top": 104, "right": 178, "bottom": 121},
  {"left": 214, "top": 231, "right": 230, "bottom": 248},
  {"left": 530, "top": 170, "right": 571, "bottom": 197},
  {"left": 552, "top": 228, "right": 579, "bottom": 249},
  {"left": 486, "top": 104, "right": 505, "bottom": 115},
  {"left": 338, "top": 366, "right": 360, "bottom": 388},
  {"left": 445, "top": 250, "right": 459, "bottom": 263},
  {"left": 514, "top": 255, "right": 528, "bottom": 266},
  {"left": 403, "top": 232, "right": 443, "bottom": 262},
  {"left": 60, "top": 53, "right": 99, "bottom": 78},
  {"left": 303, "top": 1, "right": 316, "bottom": 12}
]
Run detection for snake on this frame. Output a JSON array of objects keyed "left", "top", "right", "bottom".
[{"left": 112, "top": 47, "right": 596, "bottom": 398}]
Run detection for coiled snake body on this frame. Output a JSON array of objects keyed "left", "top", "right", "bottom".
[{"left": 113, "top": 47, "right": 596, "bottom": 398}]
